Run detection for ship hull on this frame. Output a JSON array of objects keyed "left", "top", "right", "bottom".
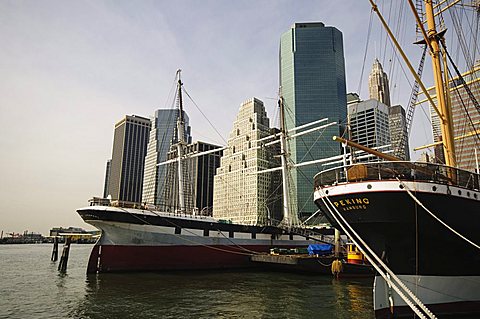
[
  {"left": 78, "top": 206, "right": 328, "bottom": 273},
  {"left": 314, "top": 179, "right": 480, "bottom": 318},
  {"left": 373, "top": 274, "right": 480, "bottom": 318}
]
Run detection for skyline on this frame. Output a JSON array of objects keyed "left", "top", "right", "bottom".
[{"left": 1, "top": 0, "right": 442, "bottom": 234}]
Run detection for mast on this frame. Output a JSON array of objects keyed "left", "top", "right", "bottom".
[
  {"left": 176, "top": 69, "right": 186, "bottom": 213},
  {"left": 369, "top": 0, "right": 457, "bottom": 168},
  {"left": 278, "top": 96, "right": 292, "bottom": 228},
  {"left": 423, "top": 0, "right": 456, "bottom": 167}
]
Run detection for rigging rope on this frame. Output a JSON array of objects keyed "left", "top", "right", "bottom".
[
  {"left": 316, "top": 187, "right": 436, "bottom": 319},
  {"left": 357, "top": 9, "right": 374, "bottom": 95},
  {"left": 441, "top": 41, "right": 480, "bottom": 116},
  {"left": 182, "top": 87, "right": 227, "bottom": 144},
  {"left": 396, "top": 178, "right": 480, "bottom": 250},
  {"left": 117, "top": 206, "right": 258, "bottom": 256}
]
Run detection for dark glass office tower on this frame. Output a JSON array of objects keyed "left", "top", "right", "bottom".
[
  {"left": 108, "top": 115, "right": 151, "bottom": 203},
  {"left": 280, "top": 22, "right": 347, "bottom": 217}
]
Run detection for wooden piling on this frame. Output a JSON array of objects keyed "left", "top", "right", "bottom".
[
  {"left": 58, "top": 236, "right": 71, "bottom": 272},
  {"left": 51, "top": 236, "right": 59, "bottom": 261}
]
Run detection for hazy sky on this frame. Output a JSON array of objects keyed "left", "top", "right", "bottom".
[{"left": 1, "top": 0, "right": 436, "bottom": 235}]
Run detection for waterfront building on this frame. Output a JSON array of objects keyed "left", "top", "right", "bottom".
[
  {"left": 164, "top": 141, "right": 223, "bottom": 215},
  {"left": 348, "top": 99, "right": 391, "bottom": 155},
  {"left": 280, "top": 22, "right": 347, "bottom": 217},
  {"left": 142, "top": 109, "right": 191, "bottom": 209},
  {"left": 212, "top": 98, "right": 282, "bottom": 225},
  {"left": 369, "top": 59, "right": 391, "bottom": 107},
  {"left": 107, "top": 115, "right": 151, "bottom": 203},
  {"left": 427, "top": 62, "right": 480, "bottom": 171},
  {"left": 103, "top": 159, "right": 111, "bottom": 198},
  {"left": 49, "top": 227, "right": 90, "bottom": 236},
  {"left": 389, "top": 104, "right": 410, "bottom": 160}
]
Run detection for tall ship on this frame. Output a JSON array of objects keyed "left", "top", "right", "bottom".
[
  {"left": 314, "top": 1, "right": 480, "bottom": 318},
  {"left": 78, "top": 71, "right": 333, "bottom": 273}
]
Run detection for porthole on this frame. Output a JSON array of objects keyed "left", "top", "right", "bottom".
[
  {"left": 399, "top": 184, "right": 404, "bottom": 189},
  {"left": 325, "top": 190, "right": 329, "bottom": 195},
  {"left": 474, "top": 193, "right": 478, "bottom": 199},
  {"left": 458, "top": 190, "right": 462, "bottom": 196},
  {"left": 367, "top": 184, "right": 372, "bottom": 189},
  {"left": 432, "top": 186, "right": 437, "bottom": 192},
  {"left": 467, "top": 192, "right": 470, "bottom": 197}
]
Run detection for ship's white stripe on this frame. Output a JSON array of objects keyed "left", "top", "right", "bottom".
[
  {"left": 90, "top": 220, "right": 315, "bottom": 247},
  {"left": 314, "top": 180, "right": 480, "bottom": 202},
  {"left": 374, "top": 275, "right": 480, "bottom": 311}
]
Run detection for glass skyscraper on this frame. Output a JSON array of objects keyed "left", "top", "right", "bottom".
[
  {"left": 280, "top": 22, "right": 347, "bottom": 217},
  {"left": 142, "top": 109, "right": 191, "bottom": 208}
]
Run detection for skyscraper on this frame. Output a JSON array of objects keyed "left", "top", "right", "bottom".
[
  {"left": 280, "top": 22, "right": 347, "bottom": 217},
  {"left": 348, "top": 99, "right": 391, "bottom": 154},
  {"left": 103, "top": 159, "right": 111, "bottom": 198},
  {"left": 142, "top": 109, "right": 191, "bottom": 208},
  {"left": 428, "top": 62, "right": 480, "bottom": 171},
  {"left": 164, "top": 141, "right": 223, "bottom": 214},
  {"left": 389, "top": 104, "right": 410, "bottom": 160},
  {"left": 213, "top": 98, "right": 282, "bottom": 225},
  {"left": 108, "top": 115, "right": 151, "bottom": 203},
  {"left": 369, "top": 59, "right": 391, "bottom": 107},
  {"left": 366, "top": 59, "right": 410, "bottom": 159}
]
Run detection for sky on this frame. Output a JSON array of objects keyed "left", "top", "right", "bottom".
[{"left": 0, "top": 0, "right": 439, "bottom": 235}]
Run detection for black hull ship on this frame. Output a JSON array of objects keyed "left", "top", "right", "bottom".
[
  {"left": 314, "top": 161, "right": 480, "bottom": 318},
  {"left": 310, "top": 0, "right": 480, "bottom": 317}
]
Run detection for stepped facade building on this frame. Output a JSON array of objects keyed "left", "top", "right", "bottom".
[{"left": 213, "top": 98, "right": 282, "bottom": 225}]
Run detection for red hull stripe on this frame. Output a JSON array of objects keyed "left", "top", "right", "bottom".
[{"left": 87, "top": 244, "right": 287, "bottom": 273}]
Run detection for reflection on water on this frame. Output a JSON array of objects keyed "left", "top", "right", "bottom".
[
  {"left": 1, "top": 244, "right": 375, "bottom": 319},
  {"left": 74, "top": 271, "right": 375, "bottom": 319}
]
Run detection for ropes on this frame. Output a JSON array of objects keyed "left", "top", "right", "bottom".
[
  {"left": 117, "top": 207, "right": 257, "bottom": 257},
  {"left": 317, "top": 187, "right": 437, "bottom": 319},
  {"left": 396, "top": 178, "right": 480, "bottom": 250},
  {"left": 182, "top": 87, "right": 227, "bottom": 144}
]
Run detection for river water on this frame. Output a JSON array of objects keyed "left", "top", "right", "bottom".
[{"left": 1, "top": 244, "right": 375, "bottom": 318}]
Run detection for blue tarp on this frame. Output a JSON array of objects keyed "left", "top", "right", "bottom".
[{"left": 307, "top": 244, "right": 333, "bottom": 256}]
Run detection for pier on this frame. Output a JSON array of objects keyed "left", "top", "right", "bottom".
[
  {"left": 251, "top": 253, "right": 374, "bottom": 277},
  {"left": 51, "top": 233, "right": 97, "bottom": 272}
]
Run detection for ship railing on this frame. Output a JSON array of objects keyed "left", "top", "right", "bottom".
[
  {"left": 314, "top": 161, "right": 480, "bottom": 192},
  {"left": 87, "top": 198, "right": 214, "bottom": 220}
]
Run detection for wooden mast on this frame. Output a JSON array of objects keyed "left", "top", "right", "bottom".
[
  {"left": 176, "top": 69, "right": 186, "bottom": 213},
  {"left": 278, "top": 96, "right": 293, "bottom": 228}
]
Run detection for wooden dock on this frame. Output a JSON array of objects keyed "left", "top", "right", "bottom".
[{"left": 250, "top": 254, "right": 374, "bottom": 277}]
